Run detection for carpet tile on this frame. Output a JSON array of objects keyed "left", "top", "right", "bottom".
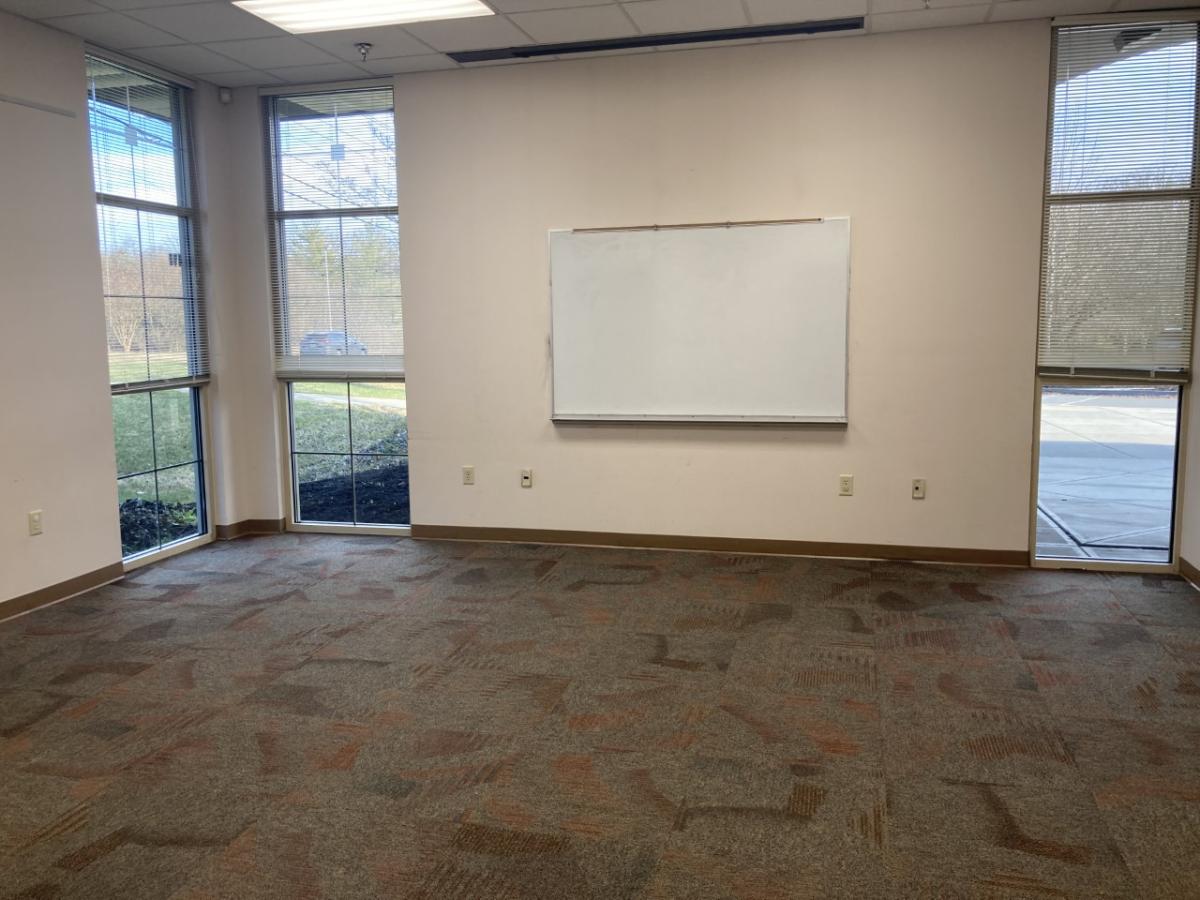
[{"left": 1, "top": 535, "right": 1199, "bottom": 898}]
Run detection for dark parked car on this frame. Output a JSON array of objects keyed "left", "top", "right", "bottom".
[{"left": 299, "top": 331, "right": 367, "bottom": 355}]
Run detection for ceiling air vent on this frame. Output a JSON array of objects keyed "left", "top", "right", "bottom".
[{"left": 447, "top": 18, "right": 866, "bottom": 64}]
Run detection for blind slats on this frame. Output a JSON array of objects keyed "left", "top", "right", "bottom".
[
  {"left": 265, "top": 88, "right": 403, "bottom": 379},
  {"left": 86, "top": 57, "right": 208, "bottom": 391},
  {"left": 1038, "top": 22, "right": 1199, "bottom": 378}
]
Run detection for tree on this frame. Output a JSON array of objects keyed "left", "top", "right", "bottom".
[{"left": 107, "top": 297, "right": 145, "bottom": 353}]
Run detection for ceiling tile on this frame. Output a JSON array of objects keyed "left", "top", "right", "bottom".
[
  {"left": 130, "top": 41, "right": 249, "bottom": 73},
  {"left": 868, "top": 0, "right": 926, "bottom": 12},
  {"left": 45, "top": 11, "right": 184, "bottom": 47},
  {"left": 200, "top": 68, "right": 281, "bottom": 85},
  {"left": 870, "top": 4, "right": 987, "bottom": 31},
  {"left": 0, "top": 0, "right": 104, "bottom": 16},
  {"left": 126, "top": 1, "right": 283, "bottom": 42},
  {"left": 403, "top": 14, "right": 531, "bottom": 51},
  {"left": 988, "top": 0, "right": 1110, "bottom": 20},
  {"left": 301, "top": 24, "right": 433, "bottom": 61},
  {"left": 99, "top": 0, "right": 219, "bottom": 8},
  {"left": 510, "top": 5, "right": 638, "bottom": 43},
  {"left": 488, "top": 0, "right": 607, "bottom": 11},
  {"left": 266, "top": 61, "right": 370, "bottom": 83},
  {"left": 359, "top": 54, "right": 459, "bottom": 75},
  {"left": 203, "top": 35, "right": 338, "bottom": 67},
  {"left": 622, "top": 0, "right": 748, "bottom": 33},
  {"left": 745, "top": 0, "right": 867, "bottom": 24},
  {"left": 1113, "top": 0, "right": 1199, "bottom": 8}
]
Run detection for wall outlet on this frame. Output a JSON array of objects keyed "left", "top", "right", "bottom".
[
  {"left": 28, "top": 509, "right": 43, "bottom": 536},
  {"left": 520, "top": 468, "right": 533, "bottom": 489},
  {"left": 912, "top": 478, "right": 927, "bottom": 500},
  {"left": 838, "top": 474, "right": 854, "bottom": 497},
  {"left": 462, "top": 465, "right": 475, "bottom": 485}
]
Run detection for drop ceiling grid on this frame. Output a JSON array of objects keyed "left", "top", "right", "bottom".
[{"left": 0, "top": 0, "right": 1161, "bottom": 86}]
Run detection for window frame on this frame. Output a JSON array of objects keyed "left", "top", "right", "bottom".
[
  {"left": 1030, "top": 19, "right": 1197, "bottom": 572},
  {"left": 276, "top": 381, "right": 411, "bottom": 536},
  {"left": 284, "top": 380, "right": 410, "bottom": 529},
  {"left": 117, "top": 386, "right": 214, "bottom": 567},
  {"left": 1029, "top": 375, "right": 1188, "bottom": 573},
  {"left": 261, "top": 86, "right": 409, "bottom": 535},
  {"left": 87, "top": 53, "right": 214, "bottom": 563},
  {"left": 261, "top": 87, "right": 404, "bottom": 380},
  {"left": 1036, "top": 20, "right": 1200, "bottom": 382}
]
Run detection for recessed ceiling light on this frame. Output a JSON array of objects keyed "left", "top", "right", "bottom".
[{"left": 233, "top": 0, "right": 494, "bottom": 34}]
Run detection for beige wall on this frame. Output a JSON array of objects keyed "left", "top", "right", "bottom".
[
  {"left": 192, "top": 85, "right": 283, "bottom": 529},
  {"left": 27, "top": 14, "right": 1187, "bottom": 602},
  {"left": 0, "top": 12, "right": 122, "bottom": 600},
  {"left": 0, "top": 17, "right": 282, "bottom": 606},
  {"left": 395, "top": 21, "right": 1050, "bottom": 552}
]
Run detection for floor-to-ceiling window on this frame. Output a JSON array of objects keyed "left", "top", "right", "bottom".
[
  {"left": 87, "top": 57, "right": 209, "bottom": 559},
  {"left": 263, "top": 88, "right": 408, "bottom": 528},
  {"left": 1033, "top": 21, "right": 1198, "bottom": 566}
]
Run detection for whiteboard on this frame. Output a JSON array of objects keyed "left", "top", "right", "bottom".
[{"left": 549, "top": 218, "right": 850, "bottom": 423}]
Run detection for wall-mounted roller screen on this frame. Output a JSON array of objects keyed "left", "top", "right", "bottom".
[{"left": 550, "top": 218, "right": 850, "bottom": 423}]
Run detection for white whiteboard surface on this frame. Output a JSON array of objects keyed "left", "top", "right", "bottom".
[{"left": 549, "top": 218, "right": 850, "bottom": 423}]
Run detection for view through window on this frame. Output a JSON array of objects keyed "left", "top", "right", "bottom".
[
  {"left": 290, "top": 382, "right": 409, "bottom": 525},
  {"left": 264, "top": 88, "right": 408, "bottom": 526},
  {"left": 1037, "top": 385, "right": 1180, "bottom": 563},
  {"left": 1035, "top": 22, "right": 1197, "bottom": 563},
  {"left": 87, "top": 57, "right": 208, "bottom": 558}
]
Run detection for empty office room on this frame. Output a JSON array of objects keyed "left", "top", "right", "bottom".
[{"left": 4, "top": 0, "right": 1200, "bottom": 896}]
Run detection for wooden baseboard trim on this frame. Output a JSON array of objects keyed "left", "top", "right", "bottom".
[
  {"left": 215, "top": 518, "right": 286, "bottom": 541},
  {"left": 410, "top": 524, "right": 1028, "bottom": 567},
  {"left": 1, "top": 561, "right": 125, "bottom": 623},
  {"left": 1179, "top": 556, "right": 1200, "bottom": 588}
]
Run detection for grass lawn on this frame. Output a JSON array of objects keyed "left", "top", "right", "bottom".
[
  {"left": 109, "top": 350, "right": 189, "bottom": 384},
  {"left": 112, "top": 388, "right": 197, "bottom": 495},
  {"left": 110, "top": 380, "right": 408, "bottom": 509},
  {"left": 294, "top": 381, "right": 407, "bottom": 403},
  {"left": 111, "top": 387, "right": 203, "bottom": 556},
  {"left": 289, "top": 382, "right": 410, "bottom": 523},
  {"left": 290, "top": 382, "right": 408, "bottom": 483},
  {"left": 109, "top": 378, "right": 410, "bottom": 549}
]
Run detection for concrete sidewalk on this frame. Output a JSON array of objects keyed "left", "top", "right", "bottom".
[{"left": 1037, "top": 387, "right": 1178, "bottom": 563}]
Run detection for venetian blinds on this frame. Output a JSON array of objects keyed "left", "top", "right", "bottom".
[
  {"left": 1038, "top": 22, "right": 1200, "bottom": 379},
  {"left": 87, "top": 57, "right": 208, "bottom": 391},
  {"left": 263, "top": 88, "right": 403, "bottom": 378}
]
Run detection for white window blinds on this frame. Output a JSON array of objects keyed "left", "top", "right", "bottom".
[
  {"left": 87, "top": 57, "right": 208, "bottom": 392},
  {"left": 1038, "top": 22, "right": 1199, "bottom": 380},
  {"left": 264, "top": 88, "right": 403, "bottom": 379}
]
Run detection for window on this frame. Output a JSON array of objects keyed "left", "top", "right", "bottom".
[
  {"left": 263, "top": 88, "right": 407, "bottom": 527},
  {"left": 1034, "top": 22, "right": 1197, "bottom": 564},
  {"left": 1036, "top": 384, "right": 1180, "bottom": 563},
  {"left": 290, "top": 382, "right": 409, "bottom": 525},
  {"left": 87, "top": 57, "right": 208, "bottom": 558}
]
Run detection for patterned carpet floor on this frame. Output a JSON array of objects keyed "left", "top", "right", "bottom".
[{"left": 2, "top": 534, "right": 1200, "bottom": 899}]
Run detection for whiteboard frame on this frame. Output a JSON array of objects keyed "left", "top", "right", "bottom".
[{"left": 548, "top": 217, "right": 851, "bottom": 425}]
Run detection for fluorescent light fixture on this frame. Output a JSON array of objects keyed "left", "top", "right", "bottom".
[{"left": 233, "top": 0, "right": 494, "bottom": 34}]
